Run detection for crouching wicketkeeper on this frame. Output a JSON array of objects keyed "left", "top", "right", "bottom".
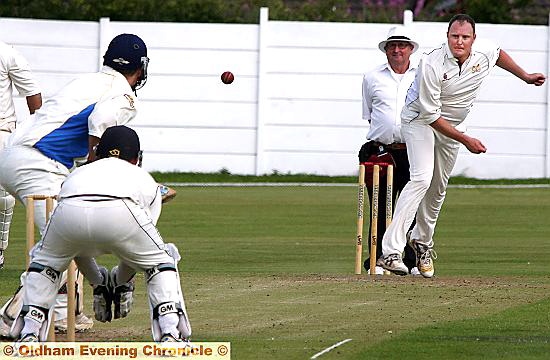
[{"left": 10, "top": 126, "right": 191, "bottom": 343}]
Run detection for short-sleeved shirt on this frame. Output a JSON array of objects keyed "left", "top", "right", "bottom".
[
  {"left": 402, "top": 39, "right": 500, "bottom": 126},
  {"left": 362, "top": 62, "right": 417, "bottom": 144},
  {"left": 59, "top": 157, "right": 162, "bottom": 223},
  {"left": 0, "top": 41, "right": 41, "bottom": 126},
  {"left": 7, "top": 66, "right": 137, "bottom": 169}
]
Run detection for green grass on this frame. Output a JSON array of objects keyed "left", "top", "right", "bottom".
[
  {"left": 360, "top": 298, "right": 550, "bottom": 360},
  {"left": 1, "top": 185, "right": 550, "bottom": 359},
  {"left": 151, "top": 171, "right": 550, "bottom": 185}
]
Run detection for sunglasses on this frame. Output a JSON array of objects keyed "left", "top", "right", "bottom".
[{"left": 385, "top": 42, "right": 412, "bottom": 50}]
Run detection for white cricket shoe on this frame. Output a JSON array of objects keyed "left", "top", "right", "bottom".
[
  {"left": 160, "top": 333, "right": 183, "bottom": 343},
  {"left": 55, "top": 313, "right": 94, "bottom": 333},
  {"left": 376, "top": 254, "right": 408, "bottom": 275},
  {"left": 408, "top": 238, "right": 437, "bottom": 278},
  {"left": 17, "top": 333, "right": 39, "bottom": 343},
  {"left": 367, "top": 266, "right": 386, "bottom": 275}
]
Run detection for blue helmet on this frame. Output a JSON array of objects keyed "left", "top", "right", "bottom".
[{"left": 103, "top": 33, "right": 149, "bottom": 90}]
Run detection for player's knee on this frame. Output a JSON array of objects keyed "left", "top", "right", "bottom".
[
  {"left": 25, "top": 263, "right": 62, "bottom": 310},
  {"left": 28, "top": 262, "right": 61, "bottom": 284},
  {"left": 145, "top": 263, "right": 177, "bottom": 283},
  {"left": 409, "top": 177, "right": 432, "bottom": 192}
]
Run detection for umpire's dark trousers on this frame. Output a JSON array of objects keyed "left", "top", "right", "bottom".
[{"left": 358, "top": 141, "right": 416, "bottom": 271}]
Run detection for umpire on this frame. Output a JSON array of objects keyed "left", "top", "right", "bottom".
[{"left": 358, "top": 27, "right": 418, "bottom": 274}]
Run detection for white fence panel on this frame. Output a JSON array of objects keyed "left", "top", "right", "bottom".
[{"left": 3, "top": 10, "right": 549, "bottom": 179}]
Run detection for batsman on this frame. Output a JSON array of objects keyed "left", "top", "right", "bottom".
[{"left": 0, "top": 32, "right": 150, "bottom": 334}]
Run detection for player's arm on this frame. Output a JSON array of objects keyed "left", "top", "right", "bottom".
[
  {"left": 496, "top": 49, "right": 545, "bottom": 86},
  {"left": 87, "top": 135, "right": 101, "bottom": 162},
  {"left": 430, "top": 117, "right": 486, "bottom": 154},
  {"left": 26, "top": 93, "right": 42, "bottom": 114},
  {"left": 362, "top": 74, "right": 373, "bottom": 122},
  {"left": 8, "top": 48, "right": 42, "bottom": 113}
]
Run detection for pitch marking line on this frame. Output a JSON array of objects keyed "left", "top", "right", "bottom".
[{"left": 310, "top": 338, "right": 352, "bottom": 359}]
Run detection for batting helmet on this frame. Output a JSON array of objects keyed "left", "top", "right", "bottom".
[
  {"left": 96, "top": 126, "right": 141, "bottom": 164},
  {"left": 103, "top": 33, "right": 149, "bottom": 90}
]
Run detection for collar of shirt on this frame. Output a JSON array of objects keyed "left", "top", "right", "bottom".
[
  {"left": 444, "top": 42, "right": 476, "bottom": 69},
  {"left": 382, "top": 61, "right": 418, "bottom": 75},
  {"left": 101, "top": 65, "right": 130, "bottom": 80}
]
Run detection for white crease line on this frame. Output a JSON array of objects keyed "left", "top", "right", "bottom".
[{"left": 310, "top": 338, "right": 352, "bottom": 359}]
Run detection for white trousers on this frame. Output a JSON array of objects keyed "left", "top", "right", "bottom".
[
  {"left": 25, "top": 198, "right": 184, "bottom": 335},
  {"left": 382, "top": 120, "right": 460, "bottom": 256},
  {"left": 0, "top": 145, "right": 74, "bottom": 322},
  {"left": 0, "top": 145, "right": 68, "bottom": 232},
  {"left": 30, "top": 198, "right": 175, "bottom": 274}
]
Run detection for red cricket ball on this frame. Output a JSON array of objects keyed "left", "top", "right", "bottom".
[{"left": 221, "top": 71, "right": 234, "bottom": 84}]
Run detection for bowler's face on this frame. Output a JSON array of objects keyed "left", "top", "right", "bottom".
[{"left": 447, "top": 20, "right": 476, "bottom": 63}]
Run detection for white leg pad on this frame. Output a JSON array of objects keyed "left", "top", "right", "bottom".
[
  {"left": 1, "top": 270, "right": 78, "bottom": 326},
  {"left": 10, "top": 305, "right": 53, "bottom": 341},
  {"left": 23, "top": 263, "right": 61, "bottom": 309},
  {"left": 146, "top": 264, "right": 191, "bottom": 341},
  {"left": 0, "top": 273, "right": 25, "bottom": 327},
  {"left": 0, "top": 188, "right": 15, "bottom": 250},
  {"left": 10, "top": 263, "right": 60, "bottom": 340}
]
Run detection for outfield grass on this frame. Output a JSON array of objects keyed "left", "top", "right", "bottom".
[
  {"left": 150, "top": 171, "right": 550, "bottom": 185},
  {"left": 1, "top": 185, "right": 550, "bottom": 359}
]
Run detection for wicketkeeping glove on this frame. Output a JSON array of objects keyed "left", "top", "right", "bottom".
[{"left": 159, "top": 184, "right": 177, "bottom": 203}]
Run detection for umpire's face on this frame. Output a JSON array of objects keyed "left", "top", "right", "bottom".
[{"left": 385, "top": 41, "right": 414, "bottom": 69}]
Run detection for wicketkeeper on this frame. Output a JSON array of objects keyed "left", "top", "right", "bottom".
[{"left": 11, "top": 126, "right": 191, "bottom": 343}]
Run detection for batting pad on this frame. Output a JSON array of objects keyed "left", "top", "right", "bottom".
[
  {"left": 147, "top": 265, "right": 191, "bottom": 341},
  {"left": 0, "top": 188, "right": 15, "bottom": 249},
  {"left": 10, "top": 305, "right": 53, "bottom": 341}
]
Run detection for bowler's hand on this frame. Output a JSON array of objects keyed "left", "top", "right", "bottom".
[
  {"left": 525, "top": 73, "right": 546, "bottom": 86},
  {"left": 463, "top": 135, "right": 487, "bottom": 154}
]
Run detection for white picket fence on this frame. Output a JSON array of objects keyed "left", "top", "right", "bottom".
[{"left": 1, "top": 9, "right": 549, "bottom": 178}]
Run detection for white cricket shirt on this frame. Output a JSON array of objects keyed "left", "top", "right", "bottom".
[
  {"left": 362, "top": 62, "right": 417, "bottom": 144},
  {"left": 59, "top": 157, "right": 162, "bottom": 223},
  {"left": 0, "top": 41, "right": 41, "bottom": 126},
  {"left": 402, "top": 39, "right": 500, "bottom": 126},
  {"left": 7, "top": 66, "right": 137, "bottom": 169}
]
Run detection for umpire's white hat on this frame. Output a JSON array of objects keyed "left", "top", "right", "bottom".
[{"left": 378, "top": 26, "right": 419, "bottom": 53}]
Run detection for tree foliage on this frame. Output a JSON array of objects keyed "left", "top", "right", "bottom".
[{"left": 0, "top": 0, "right": 545, "bottom": 25}]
